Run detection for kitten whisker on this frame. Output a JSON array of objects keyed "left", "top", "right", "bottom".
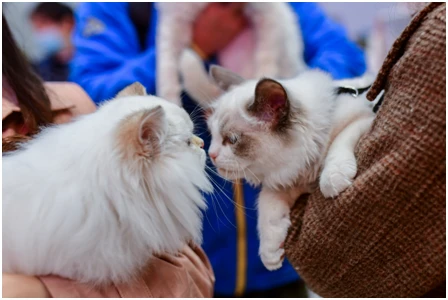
[
  {"left": 245, "top": 167, "right": 261, "bottom": 184},
  {"left": 205, "top": 166, "right": 256, "bottom": 212},
  {"left": 207, "top": 182, "right": 223, "bottom": 228},
  {"left": 203, "top": 204, "right": 218, "bottom": 233},
  {"left": 204, "top": 173, "right": 236, "bottom": 228},
  {"left": 204, "top": 172, "right": 229, "bottom": 208}
]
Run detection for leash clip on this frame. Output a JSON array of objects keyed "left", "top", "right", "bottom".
[
  {"left": 336, "top": 86, "right": 361, "bottom": 98},
  {"left": 336, "top": 85, "right": 372, "bottom": 98},
  {"left": 345, "top": 86, "right": 359, "bottom": 98}
]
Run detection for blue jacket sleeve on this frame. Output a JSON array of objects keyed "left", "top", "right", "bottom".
[
  {"left": 70, "top": 3, "right": 157, "bottom": 104},
  {"left": 289, "top": 3, "right": 366, "bottom": 79}
]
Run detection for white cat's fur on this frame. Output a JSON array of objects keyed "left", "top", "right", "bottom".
[
  {"left": 156, "top": 3, "right": 306, "bottom": 105},
  {"left": 2, "top": 83, "right": 212, "bottom": 284},
  {"left": 206, "top": 67, "right": 375, "bottom": 270}
]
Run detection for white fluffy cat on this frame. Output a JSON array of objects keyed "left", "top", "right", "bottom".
[
  {"left": 156, "top": 2, "right": 307, "bottom": 105},
  {"left": 2, "top": 83, "right": 212, "bottom": 284},
  {"left": 205, "top": 66, "right": 375, "bottom": 270}
]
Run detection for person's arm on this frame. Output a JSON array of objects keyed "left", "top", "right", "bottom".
[
  {"left": 289, "top": 3, "right": 366, "bottom": 79},
  {"left": 2, "top": 245, "right": 214, "bottom": 298},
  {"left": 284, "top": 3, "right": 445, "bottom": 297},
  {"left": 70, "top": 3, "right": 157, "bottom": 104},
  {"left": 2, "top": 274, "right": 50, "bottom": 298}
]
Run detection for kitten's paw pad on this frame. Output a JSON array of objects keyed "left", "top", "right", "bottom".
[
  {"left": 260, "top": 246, "right": 285, "bottom": 271},
  {"left": 320, "top": 157, "right": 357, "bottom": 198}
]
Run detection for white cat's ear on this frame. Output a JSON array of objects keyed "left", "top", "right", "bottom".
[
  {"left": 119, "top": 105, "right": 167, "bottom": 158},
  {"left": 116, "top": 82, "right": 147, "bottom": 98},
  {"left": 248, "top": 79, "right": 290, "bottom": 128},
  {"left": 209, "top": 65, "right": 245, "bottom": 91},
  {"left": 138, "top": 106, "right": 167, "bottom": 152}
]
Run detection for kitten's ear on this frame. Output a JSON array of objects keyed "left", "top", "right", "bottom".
[
  {"left": 248, "top": 79, "right": 289, "bottom": 128},
  {"left": 116, "top": 82, "right": 147, "bottom": 98},
  {"left": 209, "top": 65, "right": 245, "bottom": 91},
  {"left": 137, "top": 106, "right": 167, "bottom": 153}
]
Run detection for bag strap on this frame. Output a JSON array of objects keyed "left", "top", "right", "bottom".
[{"left": 128, "top": 2, "right": 152, "bottom": 51}]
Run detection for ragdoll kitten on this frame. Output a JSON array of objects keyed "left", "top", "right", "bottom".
[
  {"left": 156, "top": 2, "right": 306, "bottom": 105},
  {"left": 205, "top": 66, "right": 375, "bottom": 270},
  {"left": 3, "top": 83, "right": 212, "bottom": 285}
]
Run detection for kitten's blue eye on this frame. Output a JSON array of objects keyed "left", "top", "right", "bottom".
[{"left": 224, "top": 134, "right": 238, "bottom": 145}]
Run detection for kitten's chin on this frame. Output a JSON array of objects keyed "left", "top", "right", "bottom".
[{"left": 216, "top": 167, "right": 243, "bottom": 180}]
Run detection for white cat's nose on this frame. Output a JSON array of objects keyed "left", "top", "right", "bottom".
[{"left": 191, "top": 135, "right": 204, "bottom": 149}]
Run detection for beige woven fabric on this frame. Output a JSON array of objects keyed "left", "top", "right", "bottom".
[{"left": 285, "top": 3, "right": 446, "bottom": 298}]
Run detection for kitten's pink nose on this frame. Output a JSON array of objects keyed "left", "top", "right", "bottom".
[{"left": 209, "top": 151, "right": 218, "bottom": 162}]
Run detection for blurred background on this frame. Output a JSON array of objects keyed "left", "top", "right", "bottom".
[{"left": 4, "top": 2, "right": 419, "bottom": 74}]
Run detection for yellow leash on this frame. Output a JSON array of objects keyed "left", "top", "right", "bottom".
[{"left": 233, "top": 179, "right": 247, "bottom": 296}]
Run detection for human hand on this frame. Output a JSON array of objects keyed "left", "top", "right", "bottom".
[
  {"left": 2, "top": 273, "right": 50, "bottom": 298},
  {"left": 192, "top": 3, "right": 248, "bottom": 59}
]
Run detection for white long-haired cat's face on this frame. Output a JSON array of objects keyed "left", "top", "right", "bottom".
[
  {"left": 206, "top": 67, "right": 302, "bottom": 183},
  {"left": 100, "top": 83, "right": 209, "bottom": 189}
]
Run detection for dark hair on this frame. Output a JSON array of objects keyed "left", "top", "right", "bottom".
[
  {"left": 30, "top": 2, "right": 74, "bottom": 23},
  {"left": 2, "top": 134, "right": 31, "bottom": 153},
  {"left": 2, "top": 14, "right": 53, "bottom": 134}
]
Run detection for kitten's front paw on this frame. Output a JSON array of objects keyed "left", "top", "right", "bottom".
[
  {"left": 259, "top": 216, "right": 290, "bottom": 271},
  {"left": 320, "top": 155, "right": 357, "bottom": 198},
  {"left": 260, "top": 244, "right": 285, "bottom": 271}
]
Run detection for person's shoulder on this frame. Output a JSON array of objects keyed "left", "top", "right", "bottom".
[
  {"left": 425, "top": 2, "right": 445, "bottom": 25},
  {"left": 44, "top": 82, "right": 96, "bottom": 122},
  {"left": 429, "top": 2, "right": 445, "bottom": 16}
]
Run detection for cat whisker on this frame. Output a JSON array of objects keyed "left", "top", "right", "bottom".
[
  {"left": 189, "top": 104, "right": 204, "bottom": 121},
  {"left": 204, "top": 171, "right": 229, "bottom": 208},
  {"left": 214, "top": 193, "right": 236, "bottom": 228},
  {"left": 203, "top": 202, "right": 218, "bottom": 233},
  {"left": 204, "top": 162, "right": 228, "bottom": 180},
  {"left": 245, "top": 167, "right": 261, "bottom": 184},
  {"left": 205, "top": 167, "right": 256, "bottom": 212},
  {"left": 204, "top": 173, "right": 235, "bottom": 228},
  {"left": 208, "top": 183, "right": 223, "bottom": 228}
]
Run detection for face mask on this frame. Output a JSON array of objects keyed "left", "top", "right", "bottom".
[{"left": 34, "top": 27, "right": 64, "bottom": 56}]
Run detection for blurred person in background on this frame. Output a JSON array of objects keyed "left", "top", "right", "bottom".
[
  {"left": 29, "top": 2, "right": 75, "bottom": 81},
  {"left": 2, "top": 13, "right": 94, "bottom": 139},
  {"left": 2, "top": 14, "right": 214, "bottom": 298},
  {"left": 71, "top": 3, "right": 366, "bottom": 297}
]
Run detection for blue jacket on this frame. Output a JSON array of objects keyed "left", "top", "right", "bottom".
[{"left": 71, "top": 3, "right": 366, "bottom": 296}]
